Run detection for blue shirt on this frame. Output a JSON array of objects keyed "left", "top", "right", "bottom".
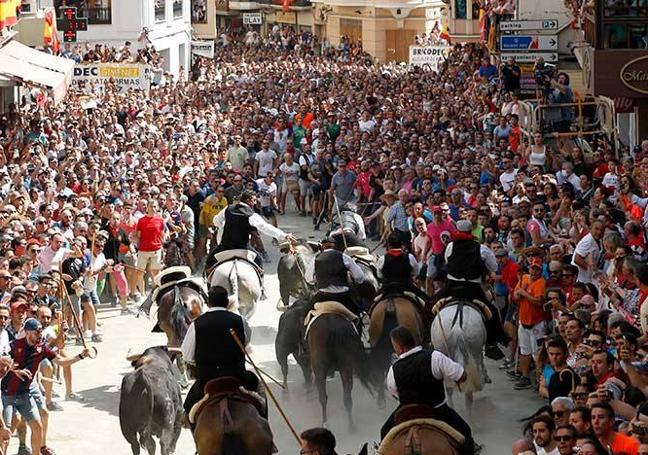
[{"left": 479, "top": 64, "right": 497, "bottom": 80}]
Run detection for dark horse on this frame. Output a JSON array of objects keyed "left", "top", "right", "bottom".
[
  {"left": 193, "top": 380, "right": 274, "bottom": 455},
  {"left": 275, "top": 298, "right": 312, "bottom": 390},
  {"left": 307, "top": 314, "right": 375, "bottom": 429}
]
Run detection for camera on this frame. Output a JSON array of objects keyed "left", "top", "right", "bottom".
[{"left": 534, "top": 62, "right": 556, "bottom": 89}]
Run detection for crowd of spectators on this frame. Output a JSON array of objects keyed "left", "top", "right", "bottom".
[{"left": 0, "top": 24, "right": 647, "bottom": 455}]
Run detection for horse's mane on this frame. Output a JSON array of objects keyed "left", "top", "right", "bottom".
[{"left": 169, "top": 286, "right": 192, "bottom": 342}]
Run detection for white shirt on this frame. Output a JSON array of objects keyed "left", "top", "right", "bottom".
[
  {"left": 499, "top": 169, "right": 518, "bottom": 192},
  {"left": 444, "top": 242, "right": 497, "bottom": 283},
  {"left": 279, "top": 162, "right": 300, "bottom": 183},
  {"left": 306, "top": 250, "right": 366, "bottom": 293},
  {"left": 213, "top": 202, "right": 289, "bottom": 244},
  {"left": 39, "top": 246, "right": 71, "bottom": 273},
  {"left": 255, "top": 179, "right": 277, "bottom": 208},
  {"left": 571, "top": 233, "right": 601, "bottom": 284},
  {"left": 181, "top": 307, "right": 246, "bottom": 364},
  {"left": 0, "top": 329, "right": 10, "bottom": 355},
  {"left": 376, "top": 253, "right": 419, "bottom": 279},
  {"left": 386, "top": 346, "right": 464, "bottom": 407},
  {"left": 255, "top": 149, "right": 277, "bottom": 177}
]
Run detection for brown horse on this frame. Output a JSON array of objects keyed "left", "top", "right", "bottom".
[
  {"left": 368, "top": 296, "right": 425, "bottom": 408},
  {"left": 307, "top": 313, "right": 375, "bottom": 429},
  {"left": 193, "top": 381, "right": 273, "bottom": 455},
  {"left": 378, "top": 419, "right": 464, "bottom": 455}
]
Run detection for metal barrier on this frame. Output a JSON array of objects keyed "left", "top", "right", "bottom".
[{"left": 518, "top": 96, "right": 616, "bottom": 144}]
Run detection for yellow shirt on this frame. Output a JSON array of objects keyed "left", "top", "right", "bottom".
[{"left": 200, "top": 195, "right": 228, "bottom": 227}]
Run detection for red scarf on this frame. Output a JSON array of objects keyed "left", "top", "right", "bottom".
[
  {"left": 387, "top": 249, "right": 404, "bottom": 257},
  {"left": 453, "top": 232, "right": 474, "bottom": 241}
]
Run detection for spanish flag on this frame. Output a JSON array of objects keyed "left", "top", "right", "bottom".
[
  {"left": 0, "top": 0, "right": 20, "bottom": 29},
  {"left": 282, "top": 0, "right": 291, "bottom": 12},
  {"left": 439, "top": 23, "right": 452, "bottom": 44},
  {"left": 43, "top": 10, "right": 60, "bottom": 53}
]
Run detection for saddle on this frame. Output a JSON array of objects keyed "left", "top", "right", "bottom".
[
  {"left": 188, "top": 376, "right": 265, "bottom": 424},
  {"left": 432, "top": 297, "right": 492, "bottom": 323},
  {"left": 371, "top": 291, "right": 426, "bottom": 313},
  {"left": 379, "top": 405, "right": 465, "bottom": 455},
  {"left": 206, "top": 249, "right": 264, "bottom": 282},
  {"left": 304, "top": 301, "right": 358, "bottom": 338}
]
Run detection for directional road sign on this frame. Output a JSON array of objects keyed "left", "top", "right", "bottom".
[
  {"left": 501, "top": 52, "right": 558, "bottom": 63},
  {"left": 499, "top": 19, "right": 559, "bottom": 31},
  {"left": 500, "top": 35, "right": 558, "bottom": 51}
]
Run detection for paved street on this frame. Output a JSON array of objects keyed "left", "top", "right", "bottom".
[{"left": 10, "top": 211, "right": 544, "bottom": 455}]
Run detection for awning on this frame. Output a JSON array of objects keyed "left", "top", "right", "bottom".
[{"left": 0, "top": 40, "right": 74, "bottom": 104}]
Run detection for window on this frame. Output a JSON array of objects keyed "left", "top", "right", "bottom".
[
  {"left": 55, "top": 0, "right": 112, "bottom": 25},
  {"left": 173, "top": 0, "right": 183, "bottom": 18},
  {"left": 603, "top": 0, "right": 648, "bottom": 18},
  {"left": 603, "top": 23, "right": 648, "bottom": 48},
  {"left": 155, "top": 0, "right": 166, "bottom": 21},
  {"left": 455, "top": 0, "right": 467, "bottom": 19},
  {"left": 191, "top": 0, "right": 207, "bottom": 23}
]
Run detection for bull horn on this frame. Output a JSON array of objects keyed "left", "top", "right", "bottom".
[{"left": 125, "top": 348, "right": 142, "bottom": 362}]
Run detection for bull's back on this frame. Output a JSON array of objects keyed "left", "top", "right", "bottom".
[{"left": 119, "top": 370, "right": 154, "bottom": 438}]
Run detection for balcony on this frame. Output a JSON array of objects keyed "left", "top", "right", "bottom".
[
  {"left": 256, "top": 0, "right": 311, "bottom": 8},
  {"left": 82, "top": 7, "right": 112, "bottom": 24},
  {"left": 173, "top": 0, "right": 184, "bottom": 18},
  {"left": 155, "top": 1, "right": 166, "bottom": 21}
]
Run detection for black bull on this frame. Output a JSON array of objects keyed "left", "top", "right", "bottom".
[{"left": 119, "top": 346, "right": 183, "bottom": 455}]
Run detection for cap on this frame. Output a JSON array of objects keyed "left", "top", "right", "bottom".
[
  {"left": 529, "top": 257, "right": 543, "bottom": 268},
  {"left": 495, "top": 249, "right": 509, "bottom": 257},
  {"left": 432, "top": 205, "right": 443, "bottom": 213},
  {"left": 456, "top": 220, "right": 472, "bottom": 233},
  {"left": 24, "top": 318, "right": 42, "bottom": 332},
  {"left": 10, "top": 301, "right": 28, "bottom": 312}
]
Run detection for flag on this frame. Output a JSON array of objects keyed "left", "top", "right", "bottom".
[
  {"left": 0, "top": 0, "right": 20, "bottom": 29},
  {"left": 439, "top": 23, "right": 452, "bottom": 44},
  {"left": 43, "top": 10, "right": 60, "bottom": 53},
  {"left": 282, "top": 0, "right": 291, "bottom": 12}
]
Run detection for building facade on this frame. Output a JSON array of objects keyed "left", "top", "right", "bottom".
[{"left": 18, "top": 0, "right": 191, "bottom": 78}]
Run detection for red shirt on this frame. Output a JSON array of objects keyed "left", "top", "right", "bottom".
[{"left": 136, "top": 215, "right": 165, "bottom": 252}]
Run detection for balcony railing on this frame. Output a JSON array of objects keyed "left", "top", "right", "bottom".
[
  {"left": 256, "top": 0, "right": 311, "bottom": 7},
  {"left": 83, "top": 7, "right": 112, "bottom": 24},
  {"left": 155, "top": 1, "right": 166, "bottom": 21},
  {"left": 173, "top": 0, "right": 183, "bottom": 17}
]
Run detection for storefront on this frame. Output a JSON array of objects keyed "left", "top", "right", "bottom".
[{"left": 592, "top": 50, "right": 648, "bottom": 144}]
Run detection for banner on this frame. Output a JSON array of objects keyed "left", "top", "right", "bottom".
[
  {"left": 191, "top": 40, "right": 214, "bottom": 59},
  {"left": 72, "top": 63, "right": 151, "bottom": 93},
  {"left": 243, "top": 12, "right": 262, "bottom": 25},
  {"left": 408, "top": 46, "right": 450, "bottom": 72}
]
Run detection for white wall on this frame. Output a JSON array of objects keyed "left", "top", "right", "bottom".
[{"left": 514, "top": 0, "right": 579, "bottom": 55}]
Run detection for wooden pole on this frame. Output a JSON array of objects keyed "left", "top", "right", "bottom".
[{"left": 229, "top": 329, "right": 301, "bottom": 446}]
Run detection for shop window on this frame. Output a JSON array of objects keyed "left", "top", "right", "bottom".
[{"left": 455, "top": 0, "right": 467, "bottom": 19}]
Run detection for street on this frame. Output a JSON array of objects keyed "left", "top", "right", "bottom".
[{"left": 10, "top": 211, "right": 544, "bottom": 455}]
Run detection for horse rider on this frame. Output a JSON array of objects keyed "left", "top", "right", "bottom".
[
  {"left": 181, "top": 285, "right": 263, "bottom": 430},
  {"left": 307, "top": 236, "right": 366, "bottom": 317},
  {"left": 377, "top": 233, "right": 430, "bottom": 304},
  {"left": 381, "top": 325, "right": 475, "bottom": 455},
  {"left": 206, "top": 190, "right": 297, "bottom": 271},
  {"left": 440, "top": 219, "right": 505, "bottom": 361},
  {"left": 329, "top": 202, "right": 366, "bottom": 250}
]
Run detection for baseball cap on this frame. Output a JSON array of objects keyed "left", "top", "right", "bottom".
[
  {"left": 529, "top": 257, "right": 543, "bottom": 268},
  {"left": 24, "top": 318, "right": 42, "bottom": 332},
  {"left": 432, "top": 205, "right": 443, "bottom": 212},
  {"left": 10, "top": 301, "right": 28, "bottom": 312}
]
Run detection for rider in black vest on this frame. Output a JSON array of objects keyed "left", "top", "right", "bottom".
[
  {"left": 329, "top": 204, "right": 366, "bottom": 250},
  {"left": 381, "top": 326, "right": 475, "bottom": 455},
  {"left": 378, "top": 233, "right": 430, "bottom": 304},
  {"left": 206, "top": 191, "right": 296, "bottom": 271},
  {"left": 310, "top": 236, "right": 366, "bottom": 316},
  {"left": 439, "top": 219, "right": 505, "bottom": 361},
  {"left": 182, "top": 286, "right": 262, "bottom": 429}
]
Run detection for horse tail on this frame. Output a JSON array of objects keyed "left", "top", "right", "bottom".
[
  {"left": 228, "top": 260, "right": 239, "bottom": 311},
  {"left": 170, "top": 286, "right": 191, "bottom": 343},
  {"left": 369, "top": 299, "right": 399, "bottom": 372},
  {"left": 222, "top": 431, "right": 245, "bottom": 455},
  {"left": 326, "top": 316, "right": 374, "bottom": 394}
]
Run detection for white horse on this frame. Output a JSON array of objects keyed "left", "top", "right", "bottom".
[
  {"left": 431, "top": 303, "right": 487, "bottom": 418},
  {"left": 208, "top": 250, "right": 263, "bottom": 320}
]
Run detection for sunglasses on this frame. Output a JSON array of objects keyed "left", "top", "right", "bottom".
[
  {"left": 555, "top": 435, "right": 574, "bottom": 442},
  {"left": 570, "top": 392, "right": 588, "bottom": 399},
  {"left": 553, "top": 410, "right": 566, "bottom": 418}
]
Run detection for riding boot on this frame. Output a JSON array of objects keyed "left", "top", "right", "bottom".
[{"left": 484, "top": 317, "right": 505, "bottom": 361}]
